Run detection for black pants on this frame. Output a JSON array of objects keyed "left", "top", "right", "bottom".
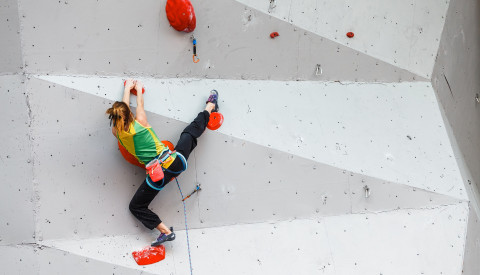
[{"left": 129, "top": 111, "right": 210, "bottom": 230}]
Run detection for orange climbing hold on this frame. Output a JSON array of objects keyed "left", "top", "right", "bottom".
[
  {"left": 207, "top": 112, "right": 224, "bottom": 130},
  {"left": 165, "top": 0, "right": 196, "bottom": 33},
  {"left": 162, "top": 140, "right": 175, "bottom": 151},
  {"left": 132, "top": 245, "right": 166, "bottom": 265},
  {"left": 118, "top": 141, "right": 145, "bottom": 169},
  {"left": 124, "top": 80, "right": 145, "bottom": 96}
]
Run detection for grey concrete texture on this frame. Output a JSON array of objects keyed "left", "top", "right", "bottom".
[
  {"left": 0, "top": 75, "right": 35, "bottom": 245},
  {"left": 17, "top": 0, "right": 421, "bottom": 82},
  {"left": 0, "top": 244, "right": 158, "bottom": 275},
  {"left": 0, "top": 0, "right": 23, "bottom": 74},
  {"left": 0, "top": 245, "right": 38, "bottom": 274},
  {"left": 37, "top": 246, "right": 159, "bottom": 275},
  {"left": 1, "top": 0, "right": 479, "bottom": 273},
  {"left": 34, "top": 75, "right": 469, "bottom": 200},
  {"left": 432, "top": 0, "right": 480, "bottom": 201},
  {"left": 39, "top": 203, "right": 469, "bottom": 275},
  {"left": 25, "top": 77, "right": 461, "bottom": 243},
  {"left": 462, "top": 204, "right": 480, "bottom": 275},
  {"left": 237, "top": 0, "right": 450, "bottom": 79},
  {"left": 26, "top": 77, "right": 167, "bottom": 240},
  {"left": 193, "top": 126, "right": 462, "bottom": 228}
]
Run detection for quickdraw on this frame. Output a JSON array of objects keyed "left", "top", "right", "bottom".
[{"left": 192, "top": 36, "right": 199, "bottom": 63}]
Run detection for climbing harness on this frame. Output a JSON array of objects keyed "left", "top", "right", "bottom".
[
  {"left": 145, "top": 150, "right": 188, "bottom": 191},
  {"left": 192, "top": 36, "right": 200, "bottom": 63},
  {"left": 175, "top": 178, "right": 194, "bottom": 275},
  {"left": 145, "top": 150, "right": 172, "bottom": 182}
]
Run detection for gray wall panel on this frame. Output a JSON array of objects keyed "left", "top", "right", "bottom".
[
  {"left": 0, "top": 245, "right": 38, "bottom": 274},
  {"left": 0, "top": 75, "right": 35, "bottom": 245},
  {"left": 432, "top": 0, "right": 480, "bottom": 195},
  {"left": 27, "top": 78, "right": 146, "bottom": 240},
  {"left": 18, "top": 0, "right": 419, "bottom": 82},
  {"left": 0, "top": 0, "right": 22, "bottom": 74},
  {"left": 462, "top": 205, "right": 480, "bottom": 275},
  {"left": 38, "top": 246, "right": 157, "bottom": 275}
]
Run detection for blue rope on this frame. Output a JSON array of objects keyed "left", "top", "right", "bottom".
[{"left": 175, "top": 178, "right": 193, "bottom": 275}]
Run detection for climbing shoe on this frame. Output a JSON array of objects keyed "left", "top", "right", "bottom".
[
  {"left": 206, "top": 89, "right": 219, "bottom": 112},
  {"left": 151, "top": 229, "right": 176, "bottom": 247}
]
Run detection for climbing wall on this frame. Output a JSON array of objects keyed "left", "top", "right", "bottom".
[
  {"left": 1, "top": 0, "right": 480, "bottom": 274},
  {"left": 0, "top": 0, "right": 22, "bottom": 73}
]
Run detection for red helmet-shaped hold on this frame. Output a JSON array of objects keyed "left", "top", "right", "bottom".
[{"left": 165, "top": 0, "right": 196, "bottom": 33}]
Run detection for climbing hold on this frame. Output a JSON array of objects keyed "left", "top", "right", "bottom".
[
  {"left": 346, "top": 32, "right": 354, "bottom": 38},
  {"left": 162, "top": 140, "right": 175, "bottom": 151},
  {"left": 165, "top": 0, "right": 196, "bottom": 33},
  {"left": 124, "top": 80, "right": 145, "bottom": 96},
  {"left": 270, "top": 32, "right": 279, "bottom": 39},
  {"left": 207, "top": 112, "right": 224, "bottom": 130},
  {"left": 118, "top": 141, "right": 145, "bottom": 169},
  {"left": 132, "top": 245, "right": 166, "bottom": 265}
]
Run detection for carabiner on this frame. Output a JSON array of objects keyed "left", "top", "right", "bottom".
[{"left": 193, "top": 54, "right": 200, "bottom": 63}]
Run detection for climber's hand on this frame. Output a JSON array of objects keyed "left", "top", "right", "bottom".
[
  {"left": 125, "top": 79, "right": 135, "bottom": 91},
  {"left": 135, "top": 80, "right": 144, "bottom": 93}
]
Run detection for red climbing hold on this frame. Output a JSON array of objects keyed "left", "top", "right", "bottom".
[
  {"left": 207, "top": 112, "right": 224, "bottom": 130},
  {"left": 270, "top": 32, "right": 279, "bottom": 39},
  {"left": 118, "top": 141, "right": 145, "bottom": 169},
  {"left": 165, "top": 0, "right": 196, "bottom": 33},
  {"left": 132, "top": 245, "right": 166, "bottom": 265},
  {"left": 124, "top": 80, "right": 145, "bottom": 96},
  {"left": 346, "top": 32, "right": 354, "bottom": 38}
]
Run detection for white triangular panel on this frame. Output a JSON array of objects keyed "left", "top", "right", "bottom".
[{"left": 236, "top": 0, "right": 450, "bottom": 78}]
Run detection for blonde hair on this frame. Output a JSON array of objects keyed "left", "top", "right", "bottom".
[{"left": 106, "top": 101, "right": 134, "bottom": 132}]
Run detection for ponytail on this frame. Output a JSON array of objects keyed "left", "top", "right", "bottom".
[{"left": 106, "top": 101, "right": 134, "bottom": 133}]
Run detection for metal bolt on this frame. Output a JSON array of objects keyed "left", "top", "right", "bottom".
[
  {"left": 316, "top": 64, "right": 322, "bottom": 76},
  {"left": 268, "top": 0, "right": 276, "bottom": 12},
  {"left": 364, "top": 185, "right": 370, "bottom": 198}
]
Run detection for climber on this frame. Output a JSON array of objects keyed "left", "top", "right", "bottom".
[{"left": 106, "top": 79, "right": 219, "bottom": 246}]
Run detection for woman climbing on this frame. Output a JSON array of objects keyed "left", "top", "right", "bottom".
[{"left": 106, "top": 79, "right": 219, "bottom": 246}]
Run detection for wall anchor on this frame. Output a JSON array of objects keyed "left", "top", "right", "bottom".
[{"left": 364, "top": 185, "right": 370, "bottom": 198}]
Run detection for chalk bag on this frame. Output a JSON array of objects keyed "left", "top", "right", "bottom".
[{"left": 146, "top": 159, "right": 165, "bottom": 182}]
